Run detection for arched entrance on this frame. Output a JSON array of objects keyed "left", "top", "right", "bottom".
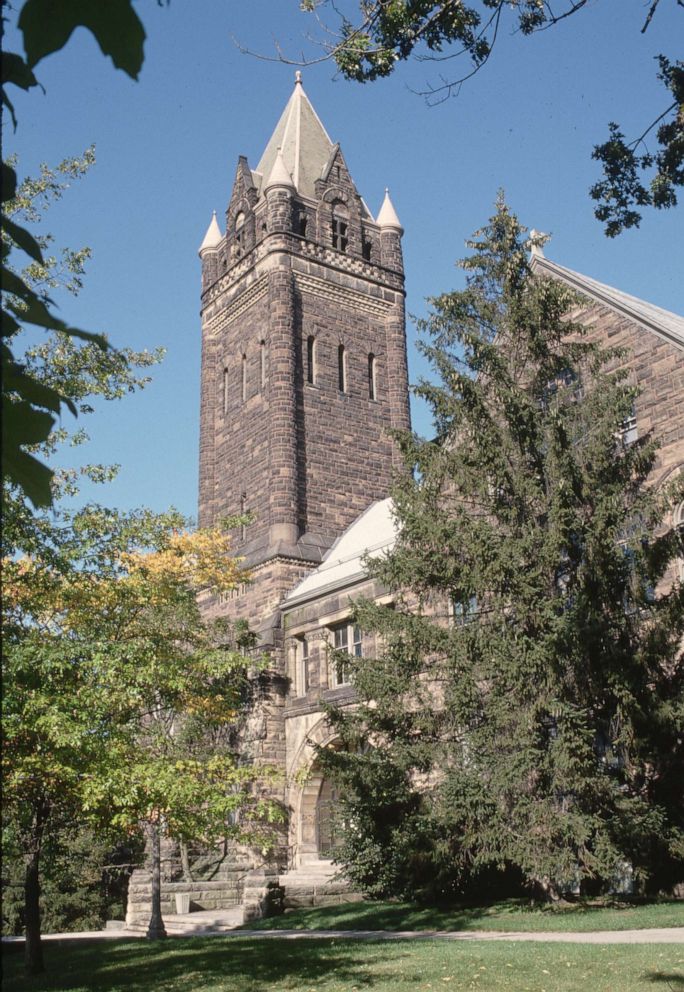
[
  {"left": 297, "top": 756, "right": 346, "bottom": 862},
  {"left": 316, "top": 777, "right": 344, "bottom": 857}
]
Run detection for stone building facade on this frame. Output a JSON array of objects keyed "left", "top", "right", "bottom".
[{"left": 197, "top": 76, "right": 684, "bottom": 877}]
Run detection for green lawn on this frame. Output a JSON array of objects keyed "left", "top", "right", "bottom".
[
  {"left": 2, "top": 938, "right": 683, "bottom": 992},
  {"left": 242, "top": 898, "right": 684, "bottom": 933}
]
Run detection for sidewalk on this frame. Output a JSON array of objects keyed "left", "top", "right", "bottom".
[{"left": 4, "top": 927, "right": 684, "bottom": 945}]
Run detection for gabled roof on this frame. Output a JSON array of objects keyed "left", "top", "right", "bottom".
[
  {"left": 530, "top": 252, "right": 684, "bottom": 353},
  {"left": 255, "top": 72, "right": 334, "bottom": 201},
  {"left": 282, "top": 498, "right": 397, "bottom": 608}
]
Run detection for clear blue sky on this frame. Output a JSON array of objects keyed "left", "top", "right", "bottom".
[{"left": 5, "top": 2, "right": 683, "bottom": 522}]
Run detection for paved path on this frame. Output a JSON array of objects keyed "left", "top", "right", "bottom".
[{"left": 4, "top": 927, "right": 684, "bottom": 945}]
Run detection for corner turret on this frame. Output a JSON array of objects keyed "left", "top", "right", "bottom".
[
  {"left": 198, "top": 211, "right": 222, "bottom": 288},
  {"left": 377, "top": 189, "right": 404, "bottom": 274}
]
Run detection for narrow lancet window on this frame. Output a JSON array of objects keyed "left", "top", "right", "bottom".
[
  {"left": 241, "top": 354, "right": 247, "bottom": 402},
  {"left": 260, "top": 340, "right": 266, "bottom": 391},
  {"left": 338, "top": 344, "right": 347, "bottom": 393},
  {"left": 368, "top": 353, "right": 376, "bottom": 400},
  {"left": 223, "top": 367, "right": 229, "bottom": 414},
  {"left": 235, "top": 211, "right": 245, "bottom": 250},
  {"left": 332, "top": 202, "right": 349, "bottom": 252},
  {"left": 306, "top": 336, "right": 316, "bottom": 385}
]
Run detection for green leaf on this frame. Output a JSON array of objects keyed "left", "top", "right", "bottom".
[
  {"left": 1, "top": 443, "right": 54, "bottom": 508},
  {"left": 2, "top": 399, "right": 56, "bottom": 507},
  {"left": 19, "top": 0, "right": 146, "bottom": 79},
  {"left": 2, "top": 163, "right": 17, "bottom": 204},
  {"left": 2, "top": 271, "right": 107, "bottom": 348},
  {"left": 2, "top": 346, "right": 77, "bottom": 416},
  {"left": 2, "top": 398, "right": 56, "bottom": 447},
  {"left": 2, "top": 90, "right": 19, "bottom": 131},
  {"left": 2, "top": 215, "right": 45, "bottom": 264},
  {"left": 1, "top": 51, "right": 40, "bottom": 90}
]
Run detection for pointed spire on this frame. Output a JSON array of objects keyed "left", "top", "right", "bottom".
[
  {"left": 256, "top": 74, "right": 334, "bottom": 199},
  {"left": 264, "top": 146, "right": 295, "bottom": 193},
  {"left": 377, "top": 188, "right": 402, "bottom": 232},
  {"left": 198, "top": 211, "right": 222, "bottom": 255}
]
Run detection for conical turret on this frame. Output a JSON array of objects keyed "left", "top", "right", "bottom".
[{"left": 198, "top": 211, "right": 222, "bottom": 255}]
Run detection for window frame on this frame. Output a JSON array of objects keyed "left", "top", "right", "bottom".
[
  {"left": 329, "top": 622, "right": 363, "bottom": 687},
  {"left": 338, "top": 344, "right": 347, "bottom": 393},
  {"left": 368, "top": 353, "right": 376, "bottom": 401},
  {"left": 306, "top": 335, "right": 317, "bottom": 386}
]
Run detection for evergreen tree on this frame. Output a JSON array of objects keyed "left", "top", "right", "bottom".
[{"left": 319, "top": 199, "right": 684, "bottom": 902}]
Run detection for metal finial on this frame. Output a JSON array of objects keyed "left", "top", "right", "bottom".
[{"left": 295, "top": 70, "right": 303, "bottom": 85}]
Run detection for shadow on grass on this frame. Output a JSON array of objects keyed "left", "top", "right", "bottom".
[
  {"left": 1, "top": 937, "right": 410, "bottom": 992},
  {"left": 242, "top": 896, "right": 683, "bottom": 933},
  {"left": 645, "top": 973, "right": 684, "bottom": 989}
]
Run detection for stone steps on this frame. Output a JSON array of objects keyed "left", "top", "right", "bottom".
[
  {"left": 277, "top": 861, "right": 362, "bottom": 909},
  {"left": 125, "top": 907, "right": 245, "bottom": 935}
]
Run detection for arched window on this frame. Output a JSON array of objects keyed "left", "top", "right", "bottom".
[
  {"left": 338, "top": 344, "right": 347, "bottom": 393},
  {"left": 306, "top": 336, "right": 316, "bottom": 385},
  {"left": 331, "top": 202, "right": 349, "bottom": 252},
  {"left": 260, "top": 340, "right": 266, "bottom": 391},
  {"left": 368, "top": 353, "right": 376, "bottom": 400},
  {"left": 240, "top": 492, "right": 247, "bottom": 542},
  {"left": 241, "top": 353, "right": 247, "bottom": 402},
  {"left": 222, "top": 366, "right": 229, "bottom": 414},
  {"left": 235, "top": 211, "right": 245, "bottom": 249}
]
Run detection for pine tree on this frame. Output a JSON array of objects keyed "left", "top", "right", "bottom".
[{"left": 319, "top": 198, "right": 684, "bottom": 902}]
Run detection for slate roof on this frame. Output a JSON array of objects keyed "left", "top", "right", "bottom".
[
  {"left": 531, "top": 253, "right": 684, "bottom": 353},
  {"left": 254, "top": 73, "right": 335, "bottom": 202},
  {"left": 282, "top": 498, "right": 397, "bottom": 608}
]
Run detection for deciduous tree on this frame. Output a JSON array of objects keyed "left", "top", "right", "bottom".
[
  {"left": 291, "top": 1, "right": 683, "bottom": 236},
  {"left": 3, "top": 507, "right": 275, "bottom": 972}
]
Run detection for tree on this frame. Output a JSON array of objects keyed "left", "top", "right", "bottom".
[
  {"left": 290, "top": 1, "right": 683, "bottom": 236},
  {"left": 318, "top": 198, "right": 684, "bottom": 904},
  {"left": 2, "top": 507, "right": 278, "bottom": 972},
  {"left": 1, "top": 0, "right": 153, "bottom": 506}
]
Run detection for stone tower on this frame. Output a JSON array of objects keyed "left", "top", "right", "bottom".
[{"left": 198, "top": 74, "right": 410, "bottom": 652}]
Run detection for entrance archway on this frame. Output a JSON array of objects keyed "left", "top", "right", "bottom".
[
  {"left": 299, "top": 761, "right": 346, "bottom": 860},
  {"left": 316, "top": 777, "right": 344, "bottom": 857}
]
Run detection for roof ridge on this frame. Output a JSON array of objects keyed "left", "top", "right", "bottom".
[{"left": 531, "top": 255, "right": 684, "bottom": 353}]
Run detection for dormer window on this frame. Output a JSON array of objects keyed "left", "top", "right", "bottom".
[{"left": 332, "top": 203, "right": 349, "bottom": 253}]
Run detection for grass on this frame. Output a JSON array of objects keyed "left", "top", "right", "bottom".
[
  {"left": 241, "top": 898, "right": 684, "bottom": 933},
  {"left": 2, "top": 937, "right": 683, "bottom": 992}
]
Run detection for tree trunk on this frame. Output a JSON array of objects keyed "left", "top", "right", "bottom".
[
  {"left": 24, "top": 812, "right": 45, "bottom": 975},
  {"left": 180, "top": 840, "right": 194, "bottom": 882},
  {"left": 533, "top": 875, "right": 563, "bottom": 903},
  {"left": 146, "top": 821, "right": 167, "bottom": 940}
]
